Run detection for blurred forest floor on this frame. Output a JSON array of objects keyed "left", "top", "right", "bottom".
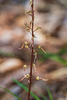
[{"left": 0, "top": 0, "right": 67, "bottom": 100}]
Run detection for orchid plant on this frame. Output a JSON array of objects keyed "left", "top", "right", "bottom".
[{"left": 19, "top": 0, "right": 47, "bottom": 100}]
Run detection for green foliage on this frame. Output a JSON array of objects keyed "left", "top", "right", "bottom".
[
  {"left": 41, "top": 94, "right": 48, "bottom": 100},
  {"left": 38, "top": 47, "right": 67, "bottom": 66},
  {"left": 38, "top": 92, "right": 48, "bottom": 100},
  {"left": 13, "top": 79, "right": 54, "bottom": 100},
  {"left": 13, "top": 79, "right": 40, "bottom": 100},
  {"left": 0, "top": 79, "right": 54, "bottom": 100},
  {"left": 0, "top": 86, "right": 22, "bottom": 100},
  {"left": 57, "top": 47, "right": 67, "bottom": 55},
  {"left": 46, "top": 87, "right": 54, "bottom": 100}
]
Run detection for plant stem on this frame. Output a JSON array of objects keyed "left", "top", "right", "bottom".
[{"left": 28, "top": 0, "right": 34, "bottom": 100}]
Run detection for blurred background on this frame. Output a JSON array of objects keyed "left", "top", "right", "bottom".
[{"left": 0, "top": 0, "right": 67, "bottom": 100}]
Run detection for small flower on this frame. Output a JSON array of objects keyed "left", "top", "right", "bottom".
[
  {"left": 23, "top": 64, "right": 27, "bottom": 68},
  {"left": 38, "top": 46, "right": 41, "bottom": 49},
  {"left": 34, "top": 52, "right": 37, "bottom": 56},
  {"left": 36, "top": 27, "right": 41, "bottom": 31},
  {"left": 27, "top": 29, "right": 30, "bottom": 32},
  {"left": 26, "top": 11, "right": 29, "bottom": 13},
  {"left": 36, "top": 76, "right": 40, "bottom": 80},
  {"left": 25, "top": 74, "right": 30, "bottom": 78},
  {"left": 25, "top": 45, "right": 28, "bottom": 48},
  {"left": 25, "top": 41, "right": 28, "bottom": 45}
]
